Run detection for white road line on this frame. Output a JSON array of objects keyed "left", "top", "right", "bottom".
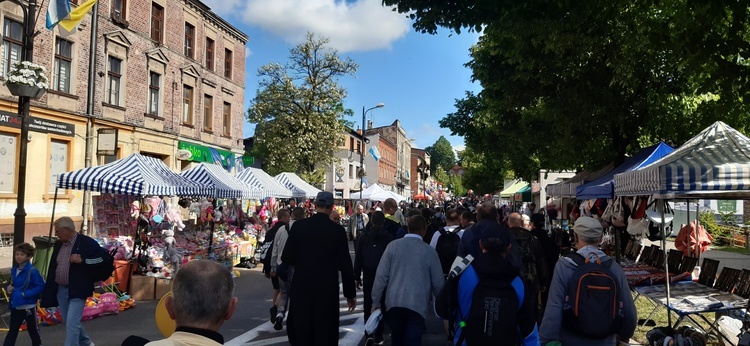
[{"left": 226, "top": 310, "right": 365, "bottom": 346}]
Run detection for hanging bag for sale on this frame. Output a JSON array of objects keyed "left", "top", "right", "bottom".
[{"left": 626, "top": 196, "right": 650, "bottom": 236}]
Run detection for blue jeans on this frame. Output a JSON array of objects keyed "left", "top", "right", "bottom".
[
  {"left": 57, "top": 286, "right": 93, "bottom": 346},
  {"left": 387, "top": 307, "right": 425, "bottom": 346}
]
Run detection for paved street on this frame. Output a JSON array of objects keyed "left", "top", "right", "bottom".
[{"left": 0, "top": 241, "right": 447, "bottom": 346}]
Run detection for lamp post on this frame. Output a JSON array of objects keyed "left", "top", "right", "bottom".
[
  {"left": 359, "top": 103, "right": 384, "bottom": 207},
  {"left": 4, "top": 0, "right": 37, "bottom": 248}
]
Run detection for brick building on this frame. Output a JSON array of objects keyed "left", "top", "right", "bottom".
[
  {"left": 366, "top": 120, "right": 411, "bottom": 197},
  {"left": 364, "top": 132, "right": 397, "bottom": 192},
  {"left": 0, "top": 0, "right": 247, "bottom": 240}
]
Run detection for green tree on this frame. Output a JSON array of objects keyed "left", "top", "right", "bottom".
[
  {"left": 447, "top": 173, "right": 466, "bottom": 196},
  {"left": 386, "top": 0, "right": 750, "bottom": 177},
  {"left": 247, "top": 33, "right": 358, "bottom": 185},
  {"left": 425, "top": 136, "right": 456, "bottom": 176}
]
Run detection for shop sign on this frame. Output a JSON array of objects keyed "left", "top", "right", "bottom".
[
  {"left": 97, "top": 128, "right": 118, "bottom": 156},
  {"left": 717, "top": 200, "right": 737, "bottom": 213},
  {"left": 0, "top": 111, "right": 75, "bottom": 137},
  {"left": 176, "top": 149, "right": 193, "bottom": 160},
  {"left": 28, "top": 117, "right": 75, "bottom": 137}
]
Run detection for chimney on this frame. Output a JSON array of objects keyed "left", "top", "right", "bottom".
[{"left": 367, "top": 120, "right": 373, "bottom": 130}]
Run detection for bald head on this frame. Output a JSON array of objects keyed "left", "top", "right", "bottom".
[
  {"left": 508, "top": 212, "right": 524, "bottom": 228},
  {"left": 330, "top": 210, "right": 341, "bottom": 223}
]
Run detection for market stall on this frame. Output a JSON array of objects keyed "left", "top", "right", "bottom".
[
  {"left": 274, "top": 172, "right": 321, "bottom": 199},
  {"left": 614, "top": 121, "right": 750, "bottom": 329},
  {"left": 236, "top": 167, "right": 293, "bottom": 199}
]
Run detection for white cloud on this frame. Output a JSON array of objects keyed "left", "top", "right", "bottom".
[
  {"left": 245, "top": 47, "right": 253, "bottom": 58},
  {"left": 208, "top": 0, "right": 411, "bottom": 52}
]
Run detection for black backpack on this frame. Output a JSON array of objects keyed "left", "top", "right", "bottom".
[
  {"left": 458, "top": 277, "right": 521, "bottom": 345},
  {"left": 91, "top": 247, "right": 117, "bottom": 282},
  {"left": 435, "top": 227, "right": 461, "bottom": 275},
  {"left": 562, "top": 252, "right": 624, "bottom": 339},
  {"left": 511, "top": 228, "right": 539, "bottom": 286},
  {"left": 362, "top": 231, "right": 393, "bottom": 274}
]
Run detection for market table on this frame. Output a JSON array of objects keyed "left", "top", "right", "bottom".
[
  {"left": 623, "top": 261, "right": 667, "bottom": 288},
  {"left": 635, "top": 281, "right": 747, "bottom": 345}
]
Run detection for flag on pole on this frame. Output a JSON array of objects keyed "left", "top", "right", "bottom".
[
  {"left": 369, "top": 146, "right": 381, "bottom": 161},
  {"left": 58, "top": 0, "right": 98, "bottom": 37},
  {"left": 46, "top": 0, "right": 72, "bottom": 29}
]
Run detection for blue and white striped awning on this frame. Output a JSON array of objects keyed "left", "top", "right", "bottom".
[
  {"left": 615, "top": 121, "right": 750, "bottom": 198},
  {"left": 274, "top": 172, "right": 321, "bottom": 199},
  {"left": 236, "top": 167, "right": 293, "bottom": 199},
  {"left": 180, "top": 163, "right": 252, "bottom": 199},
  {"left": 57, "top": 153, "right": 205, "bottom": 196}
]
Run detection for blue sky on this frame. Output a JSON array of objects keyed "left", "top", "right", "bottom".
[{"left": 201, "top": 0, "right": 482, "bottom": 151}]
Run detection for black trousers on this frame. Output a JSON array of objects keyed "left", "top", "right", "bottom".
[
  {"left": 363, "top": 273, "right": 386, "bottom": 341},
  {"left": 3, "top": 307, "right": 42, "bottom": 346},
  {"left": 387, "top": 307, "right": 425, "bottom": 346}
]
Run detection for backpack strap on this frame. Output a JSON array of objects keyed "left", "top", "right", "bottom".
[{"left": 438, "top": 227, "right": 448, "bottom": 236}]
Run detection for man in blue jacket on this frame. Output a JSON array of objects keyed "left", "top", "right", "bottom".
[
  {"left": 436, "top": 223, "right": 540, "bottom": 346},
  {"left": 41, "top": 216, "right": 105, "bottom": 346}
]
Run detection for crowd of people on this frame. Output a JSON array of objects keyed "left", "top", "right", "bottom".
[{"left": 253, "top": 193, "right": 637, "bottom": 346}]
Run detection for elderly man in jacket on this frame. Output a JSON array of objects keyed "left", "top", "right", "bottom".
[{"left": 540, "top": 217, "right": 636, "bottom": 346}]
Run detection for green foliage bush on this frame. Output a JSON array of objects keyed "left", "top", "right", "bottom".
[{"left": 698, "top": 210, "right": 733, "bottom": 246}]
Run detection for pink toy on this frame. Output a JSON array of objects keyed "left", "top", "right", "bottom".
[{"left": 166, "top": 208, "right": 185, "bottom": 231}]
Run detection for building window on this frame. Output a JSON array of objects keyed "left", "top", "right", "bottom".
[
  {"left": 357, "top": 141, "right": 361, "bottom": 155},
  {"left": 107, "top": 56, "right": 122, "bottom": 106},
  {"left": 148, "top": 72, "right": 160, "bottom": 116},
  {"left": 222, "top": 102, "right": 231, "bottom": 136},
  {"left": 150, "top": 3, "right": 163, "bottom": 43},
  {"left": 0, "top": 131, "right": 17, "bottom": 193},
  {"left": 111, "top": 0, "right": 126, "bottom": 21},
  {"left": 349, "top": 137, "right": 354, "bottom": 152},
  {"left": 203, "top": 94, "right": 213, "bottom": 131},
  {"left": 184, "top": 23, "right": 195, "bottom": 59},
  {"left": 48, "top": 139, "right": 69, "bottom": 194},
  {"left": 349, "top": 164, "right": 354, "bottom": 179},
  {"left": 205, "top": 38, "right": 214, "bottom": 71},
  {"left": 53, "top": 38, "right": 73, "bottom": 94},
  {"left": 182, "top": 85, "right": 193, "bottom": 125},
  {"left": 1, "top": 18, "right": 22, "bottom": 77},
  {"left": 224, "top": 48, "right": 232, "bottom": 79}
]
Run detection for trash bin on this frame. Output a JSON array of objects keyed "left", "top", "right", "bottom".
[{"left": 32, "top": 236, "right": 57, "bottom": 278}]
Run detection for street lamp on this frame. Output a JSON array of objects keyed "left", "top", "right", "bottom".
[
  {"left": 3, "top": 0, "right": 37, "bottom": 249},
  {"left": 359, "top": 103, "right": 384, "bottom": 207}
]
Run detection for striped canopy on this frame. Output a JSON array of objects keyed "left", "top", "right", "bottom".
[
  {"left": 615, "top": 121, "right": 750, "bottom": 198},
  {"left": 274, "top": 172, "right": 321, "bottom": 199},
  {"left": 57, "top": 153, "right": 204, "bottom": 196},
  {"left": 546, "top": 164, "right": 615, "bottom": 198},
  {"left": 236, "top": 167, "right": 293, "bottom": 199},
  {"left": 180, "top": 163, "right": 252, "bottom": 199}
]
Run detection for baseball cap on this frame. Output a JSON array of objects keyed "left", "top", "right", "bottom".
[
  {"left": 573, "top": 216, "right": 603, "bottom": 239},
  {"left": 480, "top": 224, "right": 511, "bottom": 248},
  {"left": 315, "top": 191, "right": 334, "bottom": 207}
]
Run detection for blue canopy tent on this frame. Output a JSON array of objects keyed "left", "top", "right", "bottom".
[{"left": 576, "top": 142, "right": 674, "bottom": 200}]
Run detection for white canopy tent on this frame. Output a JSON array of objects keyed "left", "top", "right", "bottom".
[{"left": 350, "top": 184, "right": 386, "bottom": 200}]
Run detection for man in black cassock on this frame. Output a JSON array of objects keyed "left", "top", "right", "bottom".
[{"left": 281, "top": 191, "right": 357, "bottom": 345}]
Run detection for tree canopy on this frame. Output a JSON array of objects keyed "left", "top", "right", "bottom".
[
  {"left": 425, "top": 135, "right": 456, "bottom": 174},
  {"left": 247, "top": 33, "right": 357, "bottom": 185},
  {"left": 386, "top": 0, "right": 750, "bottom": 193}
]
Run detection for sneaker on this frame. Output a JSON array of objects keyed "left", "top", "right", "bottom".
[
  {"left": 270, "top": 305, "right": 278, "bottom": 323},
  {"left": 274, "top": 313, "right": 284, "bottom": 331},
  {"left": 364, "top": 337, "right": 375, "bottom": 346}
]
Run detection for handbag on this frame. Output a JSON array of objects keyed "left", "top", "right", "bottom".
[
  {"left": 626, "top": 197, "right": 650, "bottom": 236},
  {"left": 647, "top": 201, "right": 674, "bottom": 241}
]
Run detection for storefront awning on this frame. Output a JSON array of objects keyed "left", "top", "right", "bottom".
[
  {"left": 178, "top": 141, "right": 235, "bottom": 170},
  {"left": 500, "top": 181, "right": 528, "bottom": 198}
]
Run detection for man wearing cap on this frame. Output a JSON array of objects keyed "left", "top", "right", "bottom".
[
  {"left": 281, "top": 192, "right": 357, "bottom": 345},
  {"left": 436, "top": 223, "right": 540, "bottom": 346},
  {"left": 539, "top": 216, "right": 636, "bottom": 345}
]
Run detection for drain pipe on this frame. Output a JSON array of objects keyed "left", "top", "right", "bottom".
[{"left": 81, "top": 2, "right": 99, "bottom": 235}]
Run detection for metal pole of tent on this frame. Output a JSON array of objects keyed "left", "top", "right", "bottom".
[
  {"left": 43, "top": 187, "right": 59, "bottom": 276},
  {"left": 661, "top": 199, "right": 672, "bottom": 327}
]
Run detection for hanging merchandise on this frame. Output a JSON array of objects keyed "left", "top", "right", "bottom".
[{"left": 93, "top": 194, "right": 138, "bottom": 238}]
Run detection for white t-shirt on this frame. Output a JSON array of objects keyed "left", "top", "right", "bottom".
[{"left": 429, "top": 225, "right": 463, "bottom": 249}]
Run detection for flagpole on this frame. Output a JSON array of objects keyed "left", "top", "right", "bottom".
[{"left": 81, "top": 0, "right": 98, "bottom": 235}]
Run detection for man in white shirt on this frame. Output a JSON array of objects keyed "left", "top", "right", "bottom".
[{"left": 429, "top": 209, "right": 463, "bottom": 249}]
